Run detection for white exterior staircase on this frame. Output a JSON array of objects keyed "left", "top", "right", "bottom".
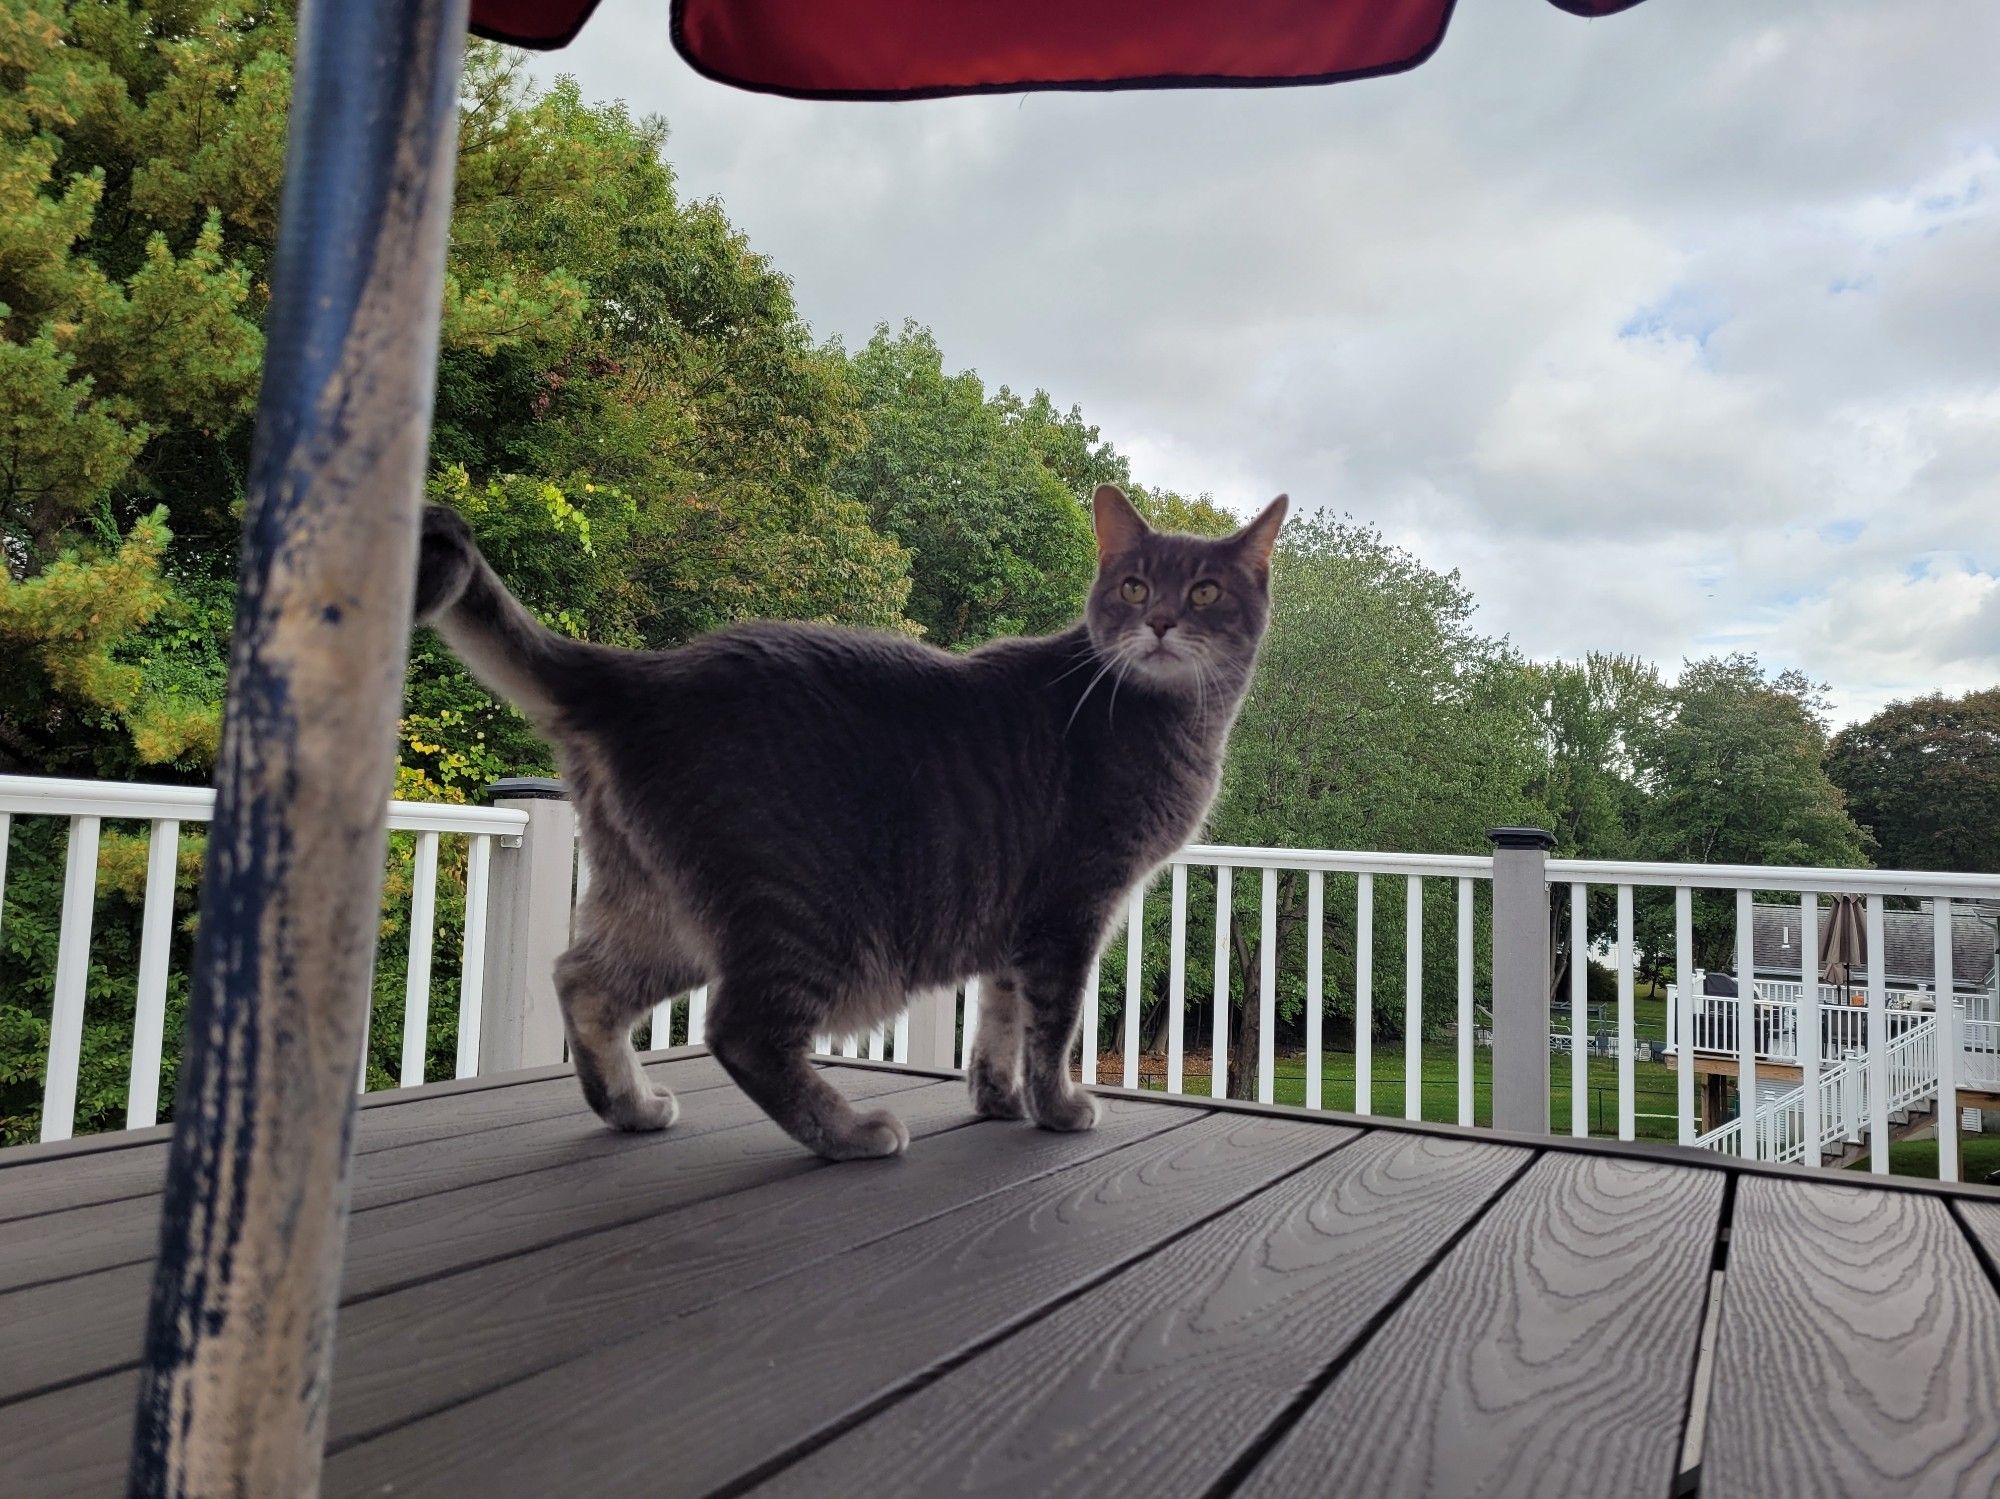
[{"left": 1692, "top": 1013, "right": 1941, "bottom": 1167}]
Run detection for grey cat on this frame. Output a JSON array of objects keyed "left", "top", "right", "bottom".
[{"left": 412, "top": 483, "right": 1286, "bottom": 1160}]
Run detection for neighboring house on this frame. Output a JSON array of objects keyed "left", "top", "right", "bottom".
[{"left": 1749, "top": 901, "right": 2000, "bottom": 1002}]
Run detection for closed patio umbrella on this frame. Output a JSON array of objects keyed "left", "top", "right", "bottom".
[{"left": 1820, "top": 893, "right": 1868, "bottom": 1005}]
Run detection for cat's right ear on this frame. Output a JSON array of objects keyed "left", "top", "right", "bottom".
[{"left": 1092, "top": 484, "right": 1149, "bottom": 563}]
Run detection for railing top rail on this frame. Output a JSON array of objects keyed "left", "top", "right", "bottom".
[
  {"left": 0, "top": 773, "right": 528, "bottom": 837},
  {"left": 1546, "top": 856, "right": 2000, "bottom": 901},
  {"left": 1177, "top": 844, "right": 1493, "bottom": 879}
]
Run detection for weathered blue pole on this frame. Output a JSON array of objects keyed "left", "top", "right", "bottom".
[{"left": 129, "top": 1, "right": 468, "bottom": 1492}]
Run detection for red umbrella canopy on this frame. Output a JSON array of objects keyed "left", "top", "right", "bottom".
[{"left": 471, "top": 0, "right": 1650, "bottom": 97}]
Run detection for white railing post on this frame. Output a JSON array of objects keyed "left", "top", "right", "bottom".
[
  {"left": 1488, "top": 827, "right": 1554, "bottom": 1135},
  {"left": 480, "top": 778, "right": 575, "bottom": 1074},
  {"left": 903, "top": 986, "right": 958, "bottom": 1070}
]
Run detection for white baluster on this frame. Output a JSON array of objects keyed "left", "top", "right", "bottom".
[
  {"left": 1306, "top": 869, "right": 1325, "bottom": 1111},
  {"left": 1355, "top": 872, "right": 1372, "bottom": 1115},
  {"left": 1675, "top": 887, "right": 1694, "bottom": 1145},
  {"left": 455, "top": 834, "right": 491, "bottom": 1077},
  {"left": 1258, "top": 868, "right": 1277, "bottom": 1104},
  {"left": 1572, "top": 883, "right": 1590, "bottom": 1139},
  {"left": 1212, "top": 866, "right": 1232, "bottom": 1100},
  {"left": 1167, "top": 863, "right": 1189, "bottom": 1095},
  {"left": 400, "top": 830, "right": 440, "bottom": 1088},
  {"left": 1936, "top": 898, "right": 1958, "bottom": 1183},
  {"left": 41, "top": 815, "right": 101, "bottom": 1142},
  {"left": 1124, "top": 885, "right": 1145, "bottom": 1090},
  {"left": 127, "top": 819, "right": 181, "bottom": 1127},
  {"left": 1617, "top": 883, "right": 1634, "bottom": 1142},
  {"left": 1405, "top": 876, "right": 1423, "bottom": 1122},
  {"left": 1866, "top": 895, "right": 1888, "bottom": 1173}
]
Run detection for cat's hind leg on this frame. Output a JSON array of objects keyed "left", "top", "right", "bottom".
[
  {"left": 556, "top": 942, "right": 695, "bottom": 1133},
  {"left": 966, "top": 974, "right": 1028, "bottom": 1120},
  {"left": 704, "top": 982, "right": 910, "bottom": 1160}
]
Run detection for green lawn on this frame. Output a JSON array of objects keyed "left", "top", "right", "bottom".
[
  {"left": 1145, "top": 1041, "right": 1684, "bottom": 1143},
  {"left": 1849, "top": 1136, "right": 2000, "bottom": 1184}
]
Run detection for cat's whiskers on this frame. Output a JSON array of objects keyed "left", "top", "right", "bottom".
[
  {"left": 1044, "top": 641, "right": 1105, "bottom": 689},
  {"left": 1062, "top": 651, "right": 1123, "bottom": 737},
  {"left": 1106, "top": 650, "right": 1135, "bottom": 726}
]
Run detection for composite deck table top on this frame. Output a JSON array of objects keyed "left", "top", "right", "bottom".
[{"left": 5, "top": 1051, "right": 2000, "bottom": 1498}]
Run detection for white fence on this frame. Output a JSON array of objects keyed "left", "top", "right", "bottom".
[
  {"left": 0, "top": 774, "right": 525, "bottom": 1142},
  {"left": 7, "top": 773, "right": 2000, "bottom": 1182}
]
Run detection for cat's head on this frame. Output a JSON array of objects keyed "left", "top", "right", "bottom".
[{"left": 1083, "top": 485, "right": 1288, "bottom": 694}]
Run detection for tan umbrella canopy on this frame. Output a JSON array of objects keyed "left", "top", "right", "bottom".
[{"left": 1819, "top": 893, "right": 1868, "bottom": 1001}]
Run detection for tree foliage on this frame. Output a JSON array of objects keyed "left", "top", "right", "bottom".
[{"left": 1828, "top": 689, "right": 2000, "bottom": 874}]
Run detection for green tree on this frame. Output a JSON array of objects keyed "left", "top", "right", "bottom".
[
  {"left": 1827, "top": 688, "right": 2000, "bottom": 874},
  {"left": 1631, "top": 654, "right": 1867, "bottom": 969},
  {"left": 836, "top": 323, "right": 1095, "bottom": 647}
]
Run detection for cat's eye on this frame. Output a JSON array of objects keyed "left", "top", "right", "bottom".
[
  {"left": 1120, "top": 578, "right": 1149, "bottom": 604},
  {"left": 1190, "top": 581, "right": 1221, "bottom": 608}
]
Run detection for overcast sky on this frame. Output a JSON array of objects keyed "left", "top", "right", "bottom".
[{"left": 527, "top": 0, "right": 2000, "bottom": 725}]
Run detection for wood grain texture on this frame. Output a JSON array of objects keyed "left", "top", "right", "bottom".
[
  {"left": 1703, "top": 1178, "right": 2000, "bottom": 1498},
  {"left": 750, "top": 1130, "right": 1528, "bottom": 1498},
  {"left": 0, "top": 1072, "right": 963, "bottom": 1402},
  {"left": 0, "top": 1061, "right": 912, "bottom": 1295},
  {"left": 0, "top": 1055, "right": 734, "bottom": 1224},
  {"left": 1238, "top": 1152, "right": 1723, "bottom": 1499},
  {"left": 0, "top": 1368, "right": 139, "bottom": 1499},
  {"left": 324, "top": 1100, "right": 1190, "bottom": 1444},
  {"left": 1955, "top": 1198, "right": 2000, "bottom": 1276},
  {"left": 323, "top": 1113, "right": 1343, "bottom": 1497}
]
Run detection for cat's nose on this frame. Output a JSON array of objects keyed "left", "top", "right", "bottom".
[{"left": 1146, "top": 614, "right": 1176, "bottom": 639}]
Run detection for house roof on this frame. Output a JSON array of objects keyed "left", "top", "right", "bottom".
[{"left": 1752, "top": 903, "right": 1999, "bottom": 989}]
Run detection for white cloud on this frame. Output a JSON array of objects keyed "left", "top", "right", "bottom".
[{"left": 527, "top": 0, "right": 2000, "bottom": 725}]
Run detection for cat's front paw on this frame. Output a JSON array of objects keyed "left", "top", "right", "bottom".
[
  {"left": 607, "top": 1086, "right": 679, "bottom": 1133},
  {"left": 822, "top": 1108, "right": 910, "bottom": 1161},
  {"left": 1031, "top": 1085, "right": 1101, "bottom": 1134}
]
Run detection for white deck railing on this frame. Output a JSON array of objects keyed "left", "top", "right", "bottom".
[
  {"left": 7, "top": 773, "right": 2000, "bottom": 1182},
  {"left": 0, "top": 774, "right": 526, "bottom": 1141}
]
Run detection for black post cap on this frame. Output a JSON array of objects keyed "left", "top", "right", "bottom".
[
  {"left": 1488, "top": 827, "right": 1556, "bottom": 851},
  {"left": 488, "top": 776, "right": 568, "bottom": 802}
]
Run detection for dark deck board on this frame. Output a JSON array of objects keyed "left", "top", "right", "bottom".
[
  {"left": 748, "top": 1130, "right": 1531, "bottom": 1499},
  {"left": 1237, "top": 1152, "right": 1724, "bottom": 1499},
  {"left": 7, "top": 1058, "right": 2000, "bottom": 1499},
  {"left": 320, "top": 1112, "right": 1343, "bottom": 1497},
  {"left": 0, "top": 1060, "right": 904, "bottom": 1295},
  {"left": 323, "top": 1098, "right": 1189, "bottom": 1446},
  {"left": 0, "top": 1051, "right": 727, "bottom": 1222},
  {"left": 1702, "top": 1177, "right": 2000, "bottom": 1498},
  {"left": 0, "top": 1071, "right": 962, "bottom": 1404}
]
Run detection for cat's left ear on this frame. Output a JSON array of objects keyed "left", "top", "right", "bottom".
[
  {"left": 1092, "top": 484, "right": 1149, "bottom": 563},
  {"left": 1232, "top": 495, "right": 1290, "bottom": 580}
]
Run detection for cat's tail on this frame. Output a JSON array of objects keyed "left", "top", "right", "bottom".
[{"left": 413, "top": 503, "right": 585, "bottom": 726}]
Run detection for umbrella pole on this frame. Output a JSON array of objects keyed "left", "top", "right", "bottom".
[{"left": 128, "top": 2, "right": 468, "bottom": 1492}]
